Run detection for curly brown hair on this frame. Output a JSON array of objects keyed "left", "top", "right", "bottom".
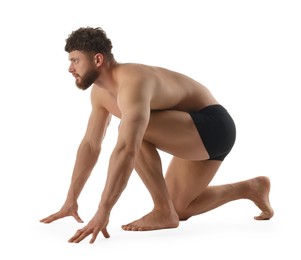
[{"left": 65, "top": 27, "right": 113, "bottom": 60}]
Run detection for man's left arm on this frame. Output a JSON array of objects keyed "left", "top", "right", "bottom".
[
  {"left": 68, "top": 84, "right": 151, "bottom": 243},
  {"left": 100, "top": 90, "right": 151, "bottom": 210}
]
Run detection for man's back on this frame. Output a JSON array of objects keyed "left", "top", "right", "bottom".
[{"left": 96, "top": 63, "right": 219, "bottom": 115}]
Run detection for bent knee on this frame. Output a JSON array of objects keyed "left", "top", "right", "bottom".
[{"left": 172, "top": 200, "right": 191, "bottom": 221}]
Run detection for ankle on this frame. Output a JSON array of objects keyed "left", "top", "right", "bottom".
[{"left": 153, "top": 203, "right": 177, "bottom": 216}]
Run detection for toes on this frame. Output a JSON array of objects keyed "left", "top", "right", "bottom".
[
  {"left": 254, "top": 212, "right": 272, "bottom": 220},
  {"left": 122, "top": 224, "right": 136, "bottom": 231},
  {"left": 122, "top": 223, "right": 149, "bottom": 231},
  {"left": 121, "top": 224, "right": 129, "bottom": 230}
]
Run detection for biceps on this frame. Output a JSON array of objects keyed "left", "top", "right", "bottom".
[{"left": 117, "top": 111, "right": 149, "bottom": 152}]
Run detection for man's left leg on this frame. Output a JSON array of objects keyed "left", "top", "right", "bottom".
[{"left": 122, "top": 141, "right": 179, "bottom": 231}]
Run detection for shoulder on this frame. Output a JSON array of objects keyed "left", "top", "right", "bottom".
[
  {"left": 115, "top": 66, "right": 154, "bottom": 109},
  {"left": 115, "top": 63, "right": 147, "bottom": 73},
  {"left": 115, "top": 64, "right": 158, "bottom": 94},
  {"left": 90, "top": 85, "right": 113, "bottom": 110},
  {"left": 115, "top": 63, "right": 156, "bottom": 84}
]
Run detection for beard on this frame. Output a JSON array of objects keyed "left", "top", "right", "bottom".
[{"left": 75, "top": 68, "right": 99, "bottom": 90}]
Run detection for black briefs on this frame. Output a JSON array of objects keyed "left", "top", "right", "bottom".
[{"left": 189, "top": 105, "right": 236, "bottom": 161}]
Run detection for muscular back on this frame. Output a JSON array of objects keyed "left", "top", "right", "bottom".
[{"left": 92, "top": 63, "right": 219, "bottom": 117}]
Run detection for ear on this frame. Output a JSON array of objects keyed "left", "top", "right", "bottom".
[{"left": 94, "top": 53, "right": 104, "bottom": 67}]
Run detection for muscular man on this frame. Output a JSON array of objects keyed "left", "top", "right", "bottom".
[{"left": 40, "top": 27, "right": 274, "bottom": 243}]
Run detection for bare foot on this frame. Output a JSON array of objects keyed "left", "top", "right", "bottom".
[
  {"left": 122, "top": 209, "right": 179, "bottom": 231},
  {"left": 246, "top": 176, "right": 274, "bottom": 220}
]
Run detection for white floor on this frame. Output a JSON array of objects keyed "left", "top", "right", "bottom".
[{"left": 2, "top": 158, "right": 300, "bottom": 260}]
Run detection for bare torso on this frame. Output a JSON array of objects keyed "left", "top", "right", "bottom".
[{"left": 92, "top": 63, "right": 219, "bottom": 117}]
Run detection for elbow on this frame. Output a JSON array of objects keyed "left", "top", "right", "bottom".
[
  {"left": 113, "top": 143, "right": 139, "bottom": 160},
  {"left": 111, "top": 147, "right": 137, "bottom": 171},
  {"left": 79, "top": 141, "right": 101, "bottom": 158},
  {"left": 90, "top": 143, "right": 101, "bottom": 155},
  {"left": 89, "top": 144, "right": 101, "bottom": 160}
]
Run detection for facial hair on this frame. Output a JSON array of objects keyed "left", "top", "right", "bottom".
[{"left": 75, "top": 68, "right": 99, "bottom": 90}]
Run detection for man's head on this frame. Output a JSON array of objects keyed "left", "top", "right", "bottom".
[
  {"left": 65, "top": 27, "right": 114, "bottom": 90},
  {"left": 65, "top": 27, "right": 113, "bottom": 59}
]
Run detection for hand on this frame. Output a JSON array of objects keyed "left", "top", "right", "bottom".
[
  {"left": 68, "top": 210, "right": 110, "bottom": 243},
  {"left": 40, "top": 201, "right": 83, "bottom": 224}
]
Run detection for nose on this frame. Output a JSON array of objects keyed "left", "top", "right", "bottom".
[{"left": 68, "top": 64, "right": 75, "bottom": 73}]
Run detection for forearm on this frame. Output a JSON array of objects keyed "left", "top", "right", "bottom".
[
  {"left": 66, "top": 141, "right": 100, "bottom": 203},
  {"left": 98, "top": 148, "right": 135, "bottom": 212}
]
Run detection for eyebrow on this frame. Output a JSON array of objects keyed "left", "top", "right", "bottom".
[{"left": 69, "top": 57, "right": 79, "bottom": 61}]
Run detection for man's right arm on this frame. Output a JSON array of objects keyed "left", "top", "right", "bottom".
[
  {"left": 65, "top": 106, "right": 111, "bottom": 203},
  {"left": 40, "top": 100, "right": 111, "bottom": 224}
]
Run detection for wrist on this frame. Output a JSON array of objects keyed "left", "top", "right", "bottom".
[
  {"left": 98, "top": 200, "right": 114, "bottom": 214},
  {"left": 64, "top": 196, "right": 78, "bottom": 206}
]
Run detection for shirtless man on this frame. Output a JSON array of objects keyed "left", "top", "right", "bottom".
[{"left": 40, "top": 27, "right": 274, "bottom": 243}]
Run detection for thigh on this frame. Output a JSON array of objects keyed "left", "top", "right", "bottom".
[
  {"left": 144, "top": 110, "right": 209, "bottom": 160},
  {"left": 165, "top": 157, "right": 222, "bottom": 211}
]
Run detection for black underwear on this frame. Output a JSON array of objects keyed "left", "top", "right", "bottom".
[{"left": 189, "top": 105, "right": 236, "bottom": 161}]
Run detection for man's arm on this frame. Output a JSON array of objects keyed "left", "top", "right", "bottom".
[
  {"left": 40, "top": 92, "right": 111, "bottom": 224},
  {"left": 99, "top": 86, "right": 151, "bottom": 211},
  {"left": 65, "top": 107, "right": 111, "bottom": 205},
  {"left": 68, "top": 81, "right": 152, "bottom": 243}
]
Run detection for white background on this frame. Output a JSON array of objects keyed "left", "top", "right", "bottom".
[{"left": 0, "top": 0, "right": 300, "bottom": 259}]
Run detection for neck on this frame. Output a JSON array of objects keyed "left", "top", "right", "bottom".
[{"left": 94, "top": 59, "right": 118, "bottom": 89}]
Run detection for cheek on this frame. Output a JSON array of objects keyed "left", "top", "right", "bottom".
[
  {"left": 78, "top": 64, "right": 88, "bottom": 73},
  {"left": 75, "top": 66, "right": 85, "bottom": 76}
]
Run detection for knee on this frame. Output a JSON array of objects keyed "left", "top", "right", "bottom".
[
  {"left": 168, "top": 185, "right": 191, "bottom": 220},
  {"left": 172, "top": 200, "right": 191, "bottom": 221}
]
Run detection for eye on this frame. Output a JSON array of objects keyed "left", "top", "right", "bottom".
[{"left": 71, "top": 58, "right": 79, "bottom": 64}]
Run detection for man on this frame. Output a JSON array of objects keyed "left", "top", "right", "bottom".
[{"left": 40, "top": 27, "right": 274, "bottom": 243}]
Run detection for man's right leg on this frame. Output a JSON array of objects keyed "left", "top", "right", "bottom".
[{"left": 165, "top": 157, "right": 274, "bottom": 221}]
